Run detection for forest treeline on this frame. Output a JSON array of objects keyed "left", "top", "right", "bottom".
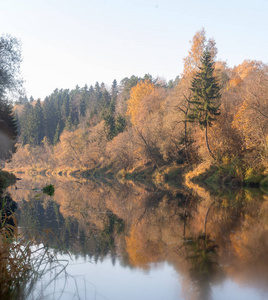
[{"left": 5, "top": 29, "right": 268, "bottom": 185}]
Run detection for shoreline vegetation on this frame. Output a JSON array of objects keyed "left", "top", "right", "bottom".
[{"left": 4, "top": 158, "right": 268, "bottom": 191}]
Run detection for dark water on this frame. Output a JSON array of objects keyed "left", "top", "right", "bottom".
[{"left": 6, "top": 174, "right": 268, "bottom": 300}]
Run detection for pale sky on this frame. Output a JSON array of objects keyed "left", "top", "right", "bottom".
[{"left": 0, "top": 0, "right": 267, "bottom": 100}]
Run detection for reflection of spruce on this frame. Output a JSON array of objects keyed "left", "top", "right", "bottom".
[{"left": 185, "top": 235, "right": 219, "bottom": 300}]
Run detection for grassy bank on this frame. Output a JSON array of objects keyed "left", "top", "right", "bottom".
[{"left": 191, "top": 160, "right": 268, "bottom": 189}]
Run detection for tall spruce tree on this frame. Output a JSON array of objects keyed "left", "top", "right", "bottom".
[{"left": 188, "top": 49, "right": 221, "bottom": 159}]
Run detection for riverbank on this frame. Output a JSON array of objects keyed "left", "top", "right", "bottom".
[
  {"left": 191, "top": 161, "right": 268, "bottom": 189},
  {"left": 4, "top": 159, "right": 268, "bottom": 190}
]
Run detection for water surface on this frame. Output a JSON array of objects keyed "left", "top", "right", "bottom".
[{"left": 7, "top": 174, "right": 268, "bottom": 300}]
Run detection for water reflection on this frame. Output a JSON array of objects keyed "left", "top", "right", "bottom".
[{"left": 7, "top": 174, "right": 268, "bottom": 299}]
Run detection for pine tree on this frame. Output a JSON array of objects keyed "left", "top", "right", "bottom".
[
  {"left": 34, "top": 99, "right": 45, "bottom": 145},
  {"left": 53, "top": 123, "right": 61, "bottom": 145},
  {"left": 110, "top": 79, "right": 118, "bottom": 114},
  {"left": 43, "top": 99, "right": 58, "bottom": 144},
  {"left": 115, "top": 115, "right": 126, "bottom": 134},
  {"left": 111, "top": 79, "right": 118, "bottom": 99},
  {"left": 104, "top": 113, "right": 116, "bottom": 140},
  {"left": 61, "top": 91, "right": 70, "bottom": 121},
  {"left": 0, "top": 100, "right": 17, "bottom": 141},
  {"left": 188, "top": 49, "right": 221, "bottom": 159},
  {"left": 20, "top": 103, "right": 35, "bottom": 145},
  {"left": 64, "top": 115, "right": 73, "bottom": 132}
]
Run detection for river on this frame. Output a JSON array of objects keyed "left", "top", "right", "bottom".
[{"left": 4, "top": 173, "right": 268, "bottom": 300}]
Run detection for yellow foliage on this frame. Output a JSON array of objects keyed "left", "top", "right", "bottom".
[
  {"left": 228, "top": 60, "right": 260, "bottom": 88},
  {"left": 182, "top": 28, "right": 217, "bottom": 78},
  {"left": 234, "top": 60, "right": 259, "bottom": 80},
  {"left": 229, "top": 76, "right": 242, "bottom": 88},
  {"left": 232, "top": 100, "right": 256, "bottom": 150},
  {"left": 222, "top": 155, "right": 231, "bottom": 165},
  {"left": 126, "top": 80, "right": 155, "bottom": 126}
]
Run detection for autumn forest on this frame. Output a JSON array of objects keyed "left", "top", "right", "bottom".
[{"left": 2, "top": 29, "right": 267, "bottom": 188}]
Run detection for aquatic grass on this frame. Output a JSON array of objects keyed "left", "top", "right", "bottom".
[
  {"left": 0, "top": 189, "right": 90, "bottom": 299},
  {"left": 0, "top": 205, "right": 71, "bottom": 300},
  {"left": 0, "top": 210, "right": 32, "bottom": 299},
  {"left": 0, "top": 234, "right": 72, "bottom": 300}
]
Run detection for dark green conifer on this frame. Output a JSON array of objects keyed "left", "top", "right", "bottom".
[
  {"left": 115, "top": 115, "right": 126, "bottom": 134},
  {"left": 188, "top": 49, "right": 221, "bottom": 159},
  {"left": 34, "top": 99, "right": 45, "bottom": 145},
  {"left": 53, "top": 123, "right": 61, "bottom": 145}
]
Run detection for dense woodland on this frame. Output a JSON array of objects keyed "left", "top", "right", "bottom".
[{"left": 2, "top": 29, "right": 268, "bottom": 184}]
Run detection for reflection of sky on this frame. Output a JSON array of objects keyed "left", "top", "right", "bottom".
[
  {"left": 33, "top": 255, "right": 181, "bottom": 300},
  {"left": 212, "top": 279, "right": 268, "bottom": 300},
  {"left": 30, "top": 251, "right": 268, "bottom": 300}
]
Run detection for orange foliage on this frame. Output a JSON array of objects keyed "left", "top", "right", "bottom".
[
  {"left": 228, "top": 60, "right": 261, "bottom": 88},
  {"left": 182, "top": 28, "right": 217, "bottom": 78},
  {"left": 126, "top": 80, "right": 156, "bottom": 127}
]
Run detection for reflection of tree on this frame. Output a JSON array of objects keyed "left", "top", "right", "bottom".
[
  {"left": 8, "top": 174, "right": 268, "bottom": 299},
  {"left": 16, "top": 196, "right": 126, "bottom": 264},
  {"left": 18, "top": 199, "right": 66, "bottom": 246},
  {"left": 95, "top": 211, "right": 125, "bottom": 260},
  {"left": 185, "top": 235, "right": 220, "bottom": 300}
]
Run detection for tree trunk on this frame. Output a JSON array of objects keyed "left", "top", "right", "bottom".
[
  {"left": 205, "top": 125, "right": 215, "bottom": 160},
  {"left": 135, "top": 127, "right": 159, "bottom": 170},
  {"left": 184, "top": 120, "right": 190, "bottom": 163}
]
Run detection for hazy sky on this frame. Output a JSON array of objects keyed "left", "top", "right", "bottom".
[{"left": 0, "top": 0, "right": 267, "bottom": 100}]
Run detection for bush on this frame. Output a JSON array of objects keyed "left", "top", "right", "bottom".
[
  {"left": 260, "top": 176, "right": 268, "bottom": 188},
  {"left": 0, "top": 171, "right": 16, "bottom": 188},
  {"left": 243, "top": 167, "right": 264, "bottom": 187},
  {"left": 42, "top": 184, "right": 55, "bottom": 196}
]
